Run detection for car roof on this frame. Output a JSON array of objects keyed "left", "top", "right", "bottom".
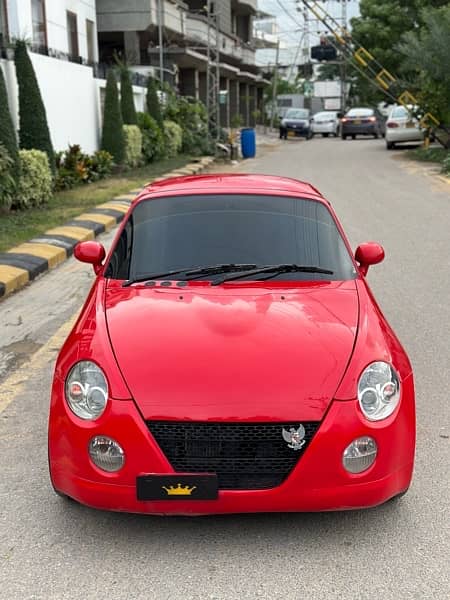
[{"left": 136, "top": 174, "right": 326, "bottom": 204}]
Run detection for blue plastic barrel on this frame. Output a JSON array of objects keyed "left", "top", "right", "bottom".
[{"left": 241, "top": 128, "right": 256, "bottom": 158}]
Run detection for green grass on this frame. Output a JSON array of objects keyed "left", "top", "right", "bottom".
[
  {"left": 0, "top": 155, "right": 194, "bottom": 253},
  {"left": 405, "top": 146, "right": 448, "bottom": 164}
]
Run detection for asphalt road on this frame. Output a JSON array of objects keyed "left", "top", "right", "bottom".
[{"left": 1, "top": 138, "right": 449, "bottom": 600}]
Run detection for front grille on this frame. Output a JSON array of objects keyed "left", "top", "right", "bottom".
[{"left": 147, "top": 421, "right": 320, "bottom": 490}]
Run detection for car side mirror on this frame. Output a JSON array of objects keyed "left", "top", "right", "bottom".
[
  {"left": 74, "top": 241, "right": 106, "bottom": 274},
  {"left": 355, "top": 242, "right": 385, "bottom": 276}
]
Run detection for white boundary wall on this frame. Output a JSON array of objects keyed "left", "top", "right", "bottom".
[{"left": 1, "top": 56, "right": 147, "bottom": 154}]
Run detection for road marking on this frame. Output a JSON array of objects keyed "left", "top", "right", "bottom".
[{"left": 0, "top": 316, "right": 76, "bottom": 414}]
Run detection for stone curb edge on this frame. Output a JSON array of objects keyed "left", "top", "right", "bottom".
[{"left": 0, "top": 157, "right": 215, "bottom": 301}]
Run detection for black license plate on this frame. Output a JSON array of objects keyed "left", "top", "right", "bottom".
[{"left": 137, "top": 474, "right": 218, "bottom": 501}]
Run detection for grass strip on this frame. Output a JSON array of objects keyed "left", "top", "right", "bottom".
[{"left": 0, "top": 155, "right": 194, "bottom": 253}]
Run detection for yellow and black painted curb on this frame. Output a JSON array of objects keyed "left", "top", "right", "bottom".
[{"left": 0, "top": 157, "right": 215, "bottom": 300}]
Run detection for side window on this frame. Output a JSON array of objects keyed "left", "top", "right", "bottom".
[{"left": 105, "top": 217, "right": 133, "bottom": 279}]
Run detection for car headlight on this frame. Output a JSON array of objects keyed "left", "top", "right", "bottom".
[
  {"left": 357, "top": 361, "right": 400, "bottom": 421},
  {"left": 65, "top": 361, "right": 108, "bottom": 420}
]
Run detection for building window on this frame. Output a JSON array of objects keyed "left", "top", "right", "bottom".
[
  {"left": 67, "top": 11, "right": 79, "bottom": 59},
  {"left": 31, "top": 0, "right": 47, "bottom": 47},
  {"left": 86, "top": 19, "right": 95, "bottom": 64}
]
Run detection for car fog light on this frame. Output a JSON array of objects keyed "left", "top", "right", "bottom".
[
  {"left": 89, "top": 436, "right": 124, "bottom": 472},
  {"left": 343, "top": 436, "right": 377, "bottom": 474}
]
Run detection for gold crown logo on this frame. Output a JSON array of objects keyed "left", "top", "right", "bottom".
[{"left": 162, "top": 483, "right": 197, "bottom": 496}]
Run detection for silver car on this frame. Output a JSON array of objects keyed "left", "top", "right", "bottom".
[
  {"left": 311, "top": 111, "right": 340, "bottom": 137},
  {"left": 385, "top": 105, "right": 425, "bottom": 150}
]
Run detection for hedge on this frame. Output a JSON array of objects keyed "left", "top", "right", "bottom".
[
  {"left": 0, "top": 144, "right": 15, "bottom": 210},
  {"left": 16, "top": 149, "right": 53, "bottom": 209},
  {"left": 137, "top": 112, "right": 165, "bottom": 163},
  {"left": 163, "top": 120, "right": 183, "bottom": 158},
  {"left": 123, "top": 124, "right": 143, "bottom": 167},
  {"left": 101, "top": 70, "right": 125, "bottom": 164}
]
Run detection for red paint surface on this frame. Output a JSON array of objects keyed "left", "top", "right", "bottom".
[{"left": 48, "top": 174, "right": 415, "bottom": 513}]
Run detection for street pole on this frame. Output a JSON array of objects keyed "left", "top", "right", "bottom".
[
  {"left": 270, "top": 40, "right": 280, "bottom": 131},
  {"left": 340, "top": 0, "right": 347, "bottom": 112},
  {"left": 157, "top": 0, "right": 164, "bottom": 86}
]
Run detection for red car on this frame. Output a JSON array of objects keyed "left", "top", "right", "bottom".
[{"left": 48, "top": 174, "right": 415, "bottom": 514}]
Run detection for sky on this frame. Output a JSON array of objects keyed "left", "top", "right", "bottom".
[{"left": 256, "top": 0, "right": 361, "bottom": 67}]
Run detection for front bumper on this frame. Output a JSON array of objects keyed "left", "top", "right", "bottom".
[
  {"left": 280, "top": 126, "right": 310, "bottom": 138},
  {"left": 48, "top": 376, "right": 415, "bottom": 514},
  {"left": 386, "top": 128, "right": 424, "bottom": 143}
]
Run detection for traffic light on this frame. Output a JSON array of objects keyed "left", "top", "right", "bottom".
[{"left": 311, "top": 45, "right": 337, "bottom": 61}]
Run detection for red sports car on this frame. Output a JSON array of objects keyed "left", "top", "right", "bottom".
[{"left": 48, "top": 174, "right": 415, "bottom": 514}]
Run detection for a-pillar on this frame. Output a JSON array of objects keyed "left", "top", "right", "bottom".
[{"left": 179, "top": 68, "right": 199, "bottom": 99}]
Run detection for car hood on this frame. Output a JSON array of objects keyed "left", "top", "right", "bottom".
[{"left": 105, "top": 282, "right": 358, "bottom": 421}]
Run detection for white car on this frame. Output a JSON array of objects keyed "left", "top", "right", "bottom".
[
  {"left": 311, "top": 111, "right": 340, "bottom": 137},
  {"left": 385, "top": 105, "right": 425, "bottom": 150}
]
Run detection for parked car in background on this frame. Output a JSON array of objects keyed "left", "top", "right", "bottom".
[
  {"left": 279, "top": 108, "right": 312, "bottom": 140},
  {"left": 311, "top": 111, "right": 340, "bottom": 137},
  {"left": 341, "top": 108, "right": 386, "bottom": 140},
  {"left": 385, "top": 105, "right": 425, "bottom": 150}
]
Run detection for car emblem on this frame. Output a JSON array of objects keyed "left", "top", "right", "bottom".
[{"left": 282, "top": 425, "right": 306, "bottom": 450}]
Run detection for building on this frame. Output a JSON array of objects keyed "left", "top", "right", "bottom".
[
  {"left": 0, "top": 0, "right": 107, "bottom": 152},
  {"left": 1, "top": 1, "right": 267, "bottom": 157},
  {"left": 96, "top": 0, "right": 268, "bottom": 129}
]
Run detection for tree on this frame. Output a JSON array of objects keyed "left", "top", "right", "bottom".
[
  {"left": 349, "top": 0, "right": 450, "bottom": 103},
  {"left": 14, "top": 40, "right": 55, "bottom": 174},
  {"left": 101, "top": 70, "right": 125, "bottom": 164},
  {"left": 120, "top": 68, "right": 137, "bottom": 125},
  {"left": 146, "top": 77, "right": 163, "bottom": 127},
  {"left": 398, "top": 5, "right": 450, "bottom": 125},
  {"left": 0, "top": 66, "right": 20, "bottom": 179}
]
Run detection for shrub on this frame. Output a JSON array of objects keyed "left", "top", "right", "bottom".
[
  {"left": 120, "top": 68, "right": 137, "bottom": 125},
  {"left": 163, "top": 119, "right": 183, "bottom": 158},
  {"left": 146, "top": 78, "right": 163, "bottom": 127},
  {"left": 441, "top": 153, "right": 450, "bottom": 175},
  {"left": 123, "top": 124, "right": 143, "bottom": 167},
  {"left": 16, "top": 149, "right": 52, "bottom": 209},
  {"left": 101, "top": 70, "right": 125, "bottom": 164},
  {"left": 55, "top": 145, "right": 113, "bottom": 190},
  {"left": 173, "top": 96, "right": 212, "bottom": 156},
  {"left": 0, "top": 66, "right": 20, "bottom": 180},
  {"left": 14, "top": 40, "right": 55, "bottom": 175},
  {"left": 0, "top": 144, "right": 15, "bottom": 211},
  {"left": 137, "top": 112, "right": 165, "bottom": 162}
]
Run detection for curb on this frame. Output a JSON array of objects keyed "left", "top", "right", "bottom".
[{"left": 0, "top": 156, "right": 215, "bottom": 300}]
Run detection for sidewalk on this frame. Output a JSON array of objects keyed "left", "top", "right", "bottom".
[{"left": 0, "top": 156, "right": 215, "bottom": 300}]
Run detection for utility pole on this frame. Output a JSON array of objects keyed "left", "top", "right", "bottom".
[
  {"left": 340, "top": 0, "right": 347, "bottom": 112},
  {"left": 270, "top": 39, "right": 280, "bottom": 130},
  {"left": 157, "top": 0, "right": 164, "bottom": 86}
]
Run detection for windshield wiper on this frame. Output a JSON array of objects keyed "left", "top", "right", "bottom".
[
  {"left": 122, "top": 264, "right": 258, "bottom": 287},
  {"left": 212, "top": 264, "right": 334, "bottom": 285}
]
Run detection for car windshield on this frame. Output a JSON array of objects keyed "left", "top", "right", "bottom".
[
  {"left": 285, "top": 109, "right": 309, "bottom": 119},
  {"left": 105, "top": 195, "right": 356, "bottom": 283},
  {"left": 314, "top": 112, "right": 336, "bottom": 120},
  {"left": 391, "top": 106, "right": 409, "bottom": 118},
  {"left": 346, "top": 108, "right": 374, "bottom": 117}
]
